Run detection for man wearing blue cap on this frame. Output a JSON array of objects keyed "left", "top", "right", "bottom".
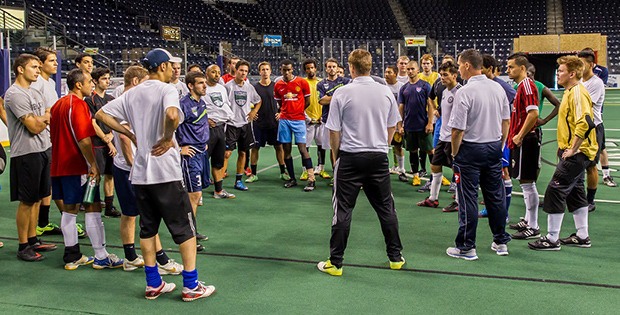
[{"left": 96, "top": 48, "right": 215, "bottom": 301}]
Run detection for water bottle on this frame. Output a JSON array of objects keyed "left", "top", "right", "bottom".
[{"left": 83, "top": 176, "right": 98, "bottom": 204}]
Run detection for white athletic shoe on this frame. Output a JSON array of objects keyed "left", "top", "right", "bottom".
[
  {"left": 123, "top": 255, "right": 145, "bottom": 271},
  {"left": 158, "top": 259, "right": 184, "bottom": 275}
]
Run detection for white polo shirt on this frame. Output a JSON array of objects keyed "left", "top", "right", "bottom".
[
  {"left": 439, "top": 83, "right": 462, "bottom": 142},
  {"left": 326, "top": 76, "right": 401, "bottom": 154},
  {"left": 581, "top": 75, "right": 605, "bottom": 125}
]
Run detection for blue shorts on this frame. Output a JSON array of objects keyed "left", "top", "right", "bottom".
[
  {"left": 433, "top": 116, "right": 442, "bottom": 148},
  {"left": 112, "top": 165, "right": 139, "bottom": 216},
  {"left": 502, "top": 144, "right": 511, "bottom": 168},
  {"left": 277, "top": 119, "right": 306, "bottom": 144},
  {"left": 52, "top": 175, "right": 101, "bottom": 205},
  {"left": 181, "top": 149, "right": 211, "bottom": 193}
]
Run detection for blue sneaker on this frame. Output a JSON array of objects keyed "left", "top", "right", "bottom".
[
  {"left": 478, "top": 208, "right": 488, "bottom": 218},
  {"left": 93, "top": 254, "right": 124, "bottom": 269},
  {"left": 234, "top": 180, "right": 248, "bottom": 191}
]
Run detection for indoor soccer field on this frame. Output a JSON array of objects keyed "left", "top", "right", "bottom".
[{"left": 0, "top": 90, "right": 619, "bottom": 314}]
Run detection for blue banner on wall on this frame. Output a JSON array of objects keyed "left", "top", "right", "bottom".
[{"left": 263, "top": 35, "right": 282, "bottom": 47}]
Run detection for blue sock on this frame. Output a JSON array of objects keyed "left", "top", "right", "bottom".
[
  {"left": 145, "top": 265, "right": 162, "bottom": 288},
  {"left": 182, "top": 269, "right": 198, "bottom": 289}
]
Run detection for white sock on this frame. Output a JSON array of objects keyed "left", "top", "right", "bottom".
[
  {"left": 572, "top": 207, "right": 589, "bottom": 239},
  {"left": 520, "top": 182, "right": 539, "bottom": 229},
  {"left": 85, "top": 212, "right": 108, "bottom": 260},
  {"left": 61, "top": 212, "right": 78, "bottom": 247},
  {"left": 546, "top": 213, "right": 565, "bottom": 242},
  {"left": 430, "top": 172, "right": 442, "bottom": 201},
  {"left": 397, "top": 155, "right": 405, "bottom": 172},
  {"left": 602, "top": 168, "right": 610, "bottom": 178}
]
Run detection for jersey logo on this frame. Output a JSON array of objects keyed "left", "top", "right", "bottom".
[
  {"left": 447, "top": 96, "right": 454, "bottom": 103},
  {"left": 416, "top": 87, "right": 422, "bottom": 92},
  {"left": 284, "top": 92, "right": 295, "bottom": 100},
  {"left": 295, "top": 86, "right": 301, "bottom": 92},
  {"left": 234, "top": 91, "right": 248, "bottom": 107},
  {"left": 191, "top": 106, "right": 198, "bottom": 116},
  {"left": 323, "top": 83, "right": 330, "bottom": 89},
  {"left": 209, "top": 92, "right": 224, "bottom": 107}
]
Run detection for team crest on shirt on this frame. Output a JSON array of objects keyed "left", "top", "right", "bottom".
[
  {"left": 191, "top": 106, "right": 198, "bottom": 116},
  {"left": 416, "top": 87, "right": 422, "bottom": 92},
  {"left": 209, "top": 92, "right": 224, "bottom": 107},
  {"left": 323, "top": 83, "right": 329, "bottom": 89},
  {"left": 234, "top": 91, "right": 248, "bottom": 107},
  {"left": 447, "top": 96, "right": 454, "bottom": 103},
  {"left": 295, "top": 86, "right": 301, "bottom": 92}
]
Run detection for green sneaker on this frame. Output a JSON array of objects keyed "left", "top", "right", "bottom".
[
  {"left": 36, "top": 222, "right": 62, "bottom": 236},
  {"left": 317, "top": 260, "right": 342, "bottom": 276},
  {"left": 280, "top": 173, "right": 291, "bottom": 181},
  {"left": 76, "top": 223, "right": 87, "bottom": 239},
  {"left": 300, "top": 170, "right": 309, "bottom": 181},
  {"left": 245, "top": 175, "right": 259, "bottom": 183}
]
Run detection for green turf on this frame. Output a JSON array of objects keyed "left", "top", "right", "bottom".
[{"left": 1, "top": 90, "right": 619, "bottom": 313}]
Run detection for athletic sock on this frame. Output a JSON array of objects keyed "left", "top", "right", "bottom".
[
  {"left": 602, "top": 166, "right": 610, "bottom": 178},
  {"left": 397, "top": 154, "right": 405, "bottom": 171},
  {"left": 279, "top": 164, "right": 286, "bottom": 174},
  {"left": 123, "top": 244, "right": 138, "bottom": 261},
  {"left": 61, "top": 212, "right": 78, "bottom": 247},
  {"left": 235, "top": 174, "right": 242, "bottom": 182},
  {"left": 105, "top": 196, "right": 114, "bottom": 212},
  {"left": 182, "top": 269, "right": 199, "bottom": 289},
  {"left": 285, "top": 157, "right": 295, "bottom": 180},
  {"left": 250, "top": 164, "right": 257, "bottom": 176},
  {"left": 520, "top": 182, "right": 539, "bottom": 229},
  {"left": 504, "top": 179, "right": 513, "bottom": 214},
  {"left": 27, "top": 236, "right": 38, "bottom": 246},
  {"left": 587, "top": 188, "right": 596, "bottom": 204},
  {"left": 214, "top": 180, "right": 223, "bottom": 193},
  {"left": 546, "top": 213, "right": 565, "bottom": 243},
  {"left": 573, "top": 207, "right": 589, "bottom": 239},
  {"left": 156, "top": 249, "right": 170, "bottom": 265},
  {"left": 430, "top": 172, "right": 442, "bottom": 201},
  {"left": 409, "top": 151, "right": 419, "bottom": 174},
  {"left": 38, "top": 205, "right": 50, "bottom": 227},
  {"left": 419, "top": 152, "right": 427, "bottom": 173},
  {"left": 145, "top": 265, "right": 162, "bottom": 288},
  {"left": 18, "top": 243, "right": 28, "bottom": 251},
  {"left": 85, "top": 212, "right": 108, "bottom": 260},
  {"left": 318, "top": 146, "right": 325, "bottom": 166}
]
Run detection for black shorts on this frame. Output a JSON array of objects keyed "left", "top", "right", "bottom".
[
  {"left": 594, "top": 123, "right": 606, "bottom": 163},
  {"left": 391, "top": 132, "right": 403, "bottom": 146},
  {"left": 207, "top": 124, "right": 226, "bottom": 169},
  {"left": 112, "top": 166, "right": 139, "bottom": 216},
  {"left": 133, "top": 181, "right": 196, "bottom": 244},
  {"left": 225, "top": 123, "right": 255, "bottom": 152},
  {"left": 404, "top": 131, "right": 433, "bottom": 152},
  {"left": 543, "top": 151, "right": 590, "bottom": 214},
  {"left": 253, "top": 125, "right": 279, "bottom": 147},
  {"left": 94, "top": 146, "right": 114, "bottom": 175},
  {"left": 510, "top": 129, "right": 541, "bottom": 181},
  {"left": 431, "top": 140, "right": 452, "bottom": 167},
  {"left": 10, "top": 149, "right": 51, "bottom": 203}
]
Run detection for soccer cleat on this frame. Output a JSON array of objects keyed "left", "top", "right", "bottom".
[
  {"left": 588, "top": 203, "right": 596, "bottom": 213},
  {"left": 280, "top": 173, "right": 291, "bottom": 181},
  {"left": 65, "top": 255, "right": 94, "bottom": 270},
  {"left": 313, "top": 165, "right": 322, "bottom": 175},
  {"left": 197, "top": 244, "right": 205, "bottom": 252},
  {"left": 447, "top": 182, "right": 457, "bottom": 193},
  {"left": 104, "top": 206, "right": 122, "bottom": 218},
  {"left": 478, "top": 208, "right": 488, "bottom": 218},
  {"left": 213, "top": 190, "right": 236, "bottom": 199},
  {"left": 508, "top": 218, "right": 529, "bottom": 231},
  {"left": 245, "top": 174, "right": 259, "bottom": 183},
  {"left": 145, "top": 281, "right": 176, "bottom": 300},
  {"left": 417, "top": 197, "right": 439, "bottom": 208},
  {"left": 398, "top": 173, "right": 409, "bottom": 182},
  {"left": 528, "top": 236, "right": 561, "bottom": 251},
  {"left": 442, "top": 201, "right": 459, "bottom": 213},
  {"left": 76, "top": 223, "right": 87, "bottom": 239},
  {"left": 303, "top": 181, "right": 316, "bottom": 192},
  {"left": 389, "top": 166, "right": 400, "bottom": 174},
  {"left": 234, "top": 180, "right": 248, "bottom": 191},
  {"left": 319, "top": 170, "right": 331, "bottom": 179},
  {"left": 389, "top": 257, "right": 406, "bottom": 270},
  {"left": 491, "top": 242, "right": 509, "bottom": 256},
  {"left": 196, "top": 233, "right": 209, "bottom": 241},
  {"left": 158, "top": 259, "right": 184, "bottom": 275},
  {"left": 417, "top": 181, "right": 432, "bottom": 192},
  {"left": 559, "top": 233, "right": 591, "bottom": 248},
  {"left": 512, "top": 228, "right": 541, "bottom": 240},
  {"left": 32, "top": 240, "right": 58, "bottom": 252},
  {"left": 603, "top": 176, "right": 617, "bottom": 187},
  {"left": 300, "top": 170, "right": 309, "bottom": 181},
  {"left": 93, "top": 254, "right": 124, "bottom": 269},
  {"left": 182, "top": 282, "right": 216, "bottom": 302},
  {"left": 123, "top": 255, "right": 145, "bottom": 271},
  {"left": 317, "top": 260, "right": 342, "bottom": 276},
  {"left": 36, "top": 223, "right": 62, "bottom": 236},
  {"left": 244, "top": 167, "right": 252, "bottom": 177},
  {"left": 418, "top": 170, "right": 427, "bottom": 178},
  {"left": 412, "top": 175, "right": 421, "bottom": 186},
  {"left": 17, "top": 246, "right": 45, "bottom": 262},
  {"left": 446, "top": 247, "right": 478, "bottom": 260},
  {"left": 441, "top": 176, "right": 451, "bottom": 186},
  {"left": 284, "top": 179, "right": 298, "bottom": 188}
]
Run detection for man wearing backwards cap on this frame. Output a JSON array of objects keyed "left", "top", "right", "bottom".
[{"left": 96, "top": 48, "right": 215, "bottom": 301}]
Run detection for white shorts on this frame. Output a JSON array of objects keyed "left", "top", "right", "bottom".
[
  {"left": 319, "top": 124, "right": 331, "bottom": 150},
  {"left": 306, "top": 123, "right": 323, "bottom": 146}
]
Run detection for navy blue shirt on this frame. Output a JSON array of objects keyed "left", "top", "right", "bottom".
[
  {"left": 318, "top": 76, "right": 351, "bottom": 122},
  {"left": 176, "top": 94, "right": 210, "bottom": 147},
  {"left": 593, "top": 64, "right": 609, "bottom": 85},
  {"left": 398, "top": 80, "right": 432, "bottom": 132},
  {"left": 492, "top": 77, "right": 516, "bottom": 104}
]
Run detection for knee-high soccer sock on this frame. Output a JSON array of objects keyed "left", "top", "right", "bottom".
[
  {"left": 145, "top": 265, "right": 162, "bottom": 288},
  {"left": 38, "top": 204, "right": 50, "bottom": 227},
  {"left": 285, "top": 157, "right": 295, "bottom": 180},
  {"left": 546, "top": 213, "right": 565, "bottom": 242},
  {"left": 430, "top": 172, "right": 442, "bottom": 201},
  {"left": 419, "top": 152, "right": 427, "bottom": 172},
  {"left": 587, "top": 188, "right": 596, "bottom": 205},
  {"left": 104, "top": 196, "right": 114, "bottom": 212},
  {"left": 520, "top": 182, "right": 539, "bottom": 229},
  {"left": 250, "top": 164, "right": 257, "bottom": 176},
  {"left": 409, "top": 151, "right": 419, "bottom": 174},
  {"left": 156, "top": 249, "right": 171, "bottom": 265},
  {"left": 572, "top": 207, "right": 589, "bottom": 239},
  {"left": 504, "top": 179, "right": 513, "bottom": 215},
  {"left": 397, "top": 154, "right": 405, "bottom": 172},
  {"left": 61, "top": 212, "right": 78, "bottom": 247},
  {"left": 279, "top": 164, "right": 286, "bottom": 175},
  {"left": 123, "top": 244, "right": 138, "bottom": 261},
  {"left": 235, "top": 174, "right": 242, "bottom": 182},
  {"left": 318, "top": 146, "right": 325, "bottom": 166},
  {"left": 214, "top": 180, "right": 223, "bottom": 193},
  {"left": 602, "top": 166, "right": 610, "bottom": 178},
  {"left": 182, "top": 269, "right": 199, "bottom": 289},
  {"left": 85, "top": 212, "right": 108, "bottom": 260}
]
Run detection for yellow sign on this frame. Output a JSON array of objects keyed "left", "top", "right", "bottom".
[
  {"left": 161, "top": 26, "right": 181, "bottom": 41},
  {"left": 404, "top": 36, "right": 426, "bottom": 47}
]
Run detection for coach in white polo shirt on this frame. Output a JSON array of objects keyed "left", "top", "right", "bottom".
[
  {"left": 446, "top": 49, "right": 511, "bottom": 261},
  {"left": 96, "top": 48, "right": 215, "bottom": 301},
  {"left": 317, "top": 49, "right": 405, "bottom": 277}
]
